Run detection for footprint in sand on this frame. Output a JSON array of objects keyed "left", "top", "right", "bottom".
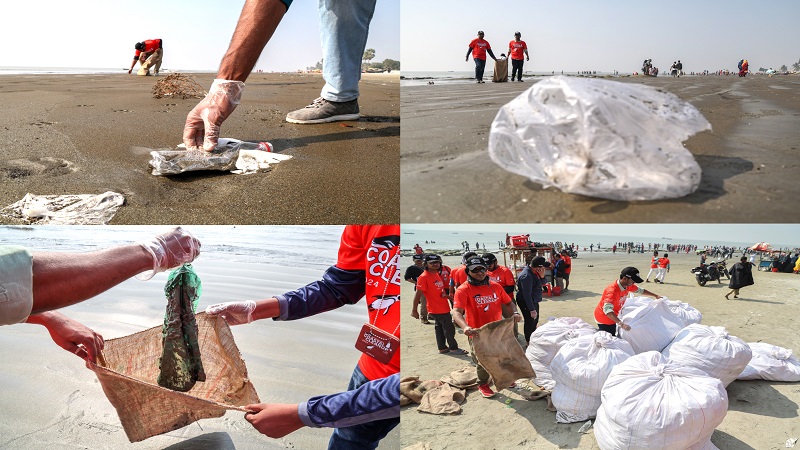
[{"left": 0, "top": 157, "right": 76, "bottom": 180}]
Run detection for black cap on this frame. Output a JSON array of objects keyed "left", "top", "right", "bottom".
[
  {"left": 424, "top": 254, "right": 442, "bottom": 263},
  {"left": 135, "top": 42, "right": 145, "bottom": 51},
  {"left": 514, "top": 31, "right": 521, "bottom": 36},
  {"left": 530, "top": 256, "right": 551, "bottom": 268},
  {"left": 482, "top": 253, "right": 497, "bottom": 264},
  {"left": 462, "top": 251, "right": 478, "bottom": 263},
  {"left": 412, "top": 254, "right": 424, "bottom": 261},
  {"left": 620, "top": 267, "right": 644, "bottom": 283},
  {"left": 466, "top": 257, "right": 487, "bottom": 272},
  {"left": 478, "top": 30, "right": 484, "bottom": 34}
]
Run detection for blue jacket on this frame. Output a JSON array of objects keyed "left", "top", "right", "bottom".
[
  {"left": 274, "top": 265, "right": 400, "bottom": 428},
  {"left": 515, "top": 265, "right": 543, "bottom": 311}
]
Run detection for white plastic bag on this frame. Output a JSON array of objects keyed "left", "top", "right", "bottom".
[
  {"left": 550, "top": 331, "right": 634, "bottom": 423},
  {"left": 662, "top": 324, "right": 752, "bottom": 387},
  {"left": 622, "top": 296, "right": 702, "bottom": 327},
  {"left": 524, "top": 317, "right": 596, "bottom": 389},
  {"left": 618, "top": 297, "right": 685, "bottom": 354},
  {"left": 737, "top": 342, "right": 800, "bottom": 382},
  {"left": 1, "top": 191, "right": 125, "bottom": 225},
  {"left": 594, "top": 351, "right": 728, "bottom": 450},
  {"left": 488, "top": 76, "right": 710, "bottom": 201}
]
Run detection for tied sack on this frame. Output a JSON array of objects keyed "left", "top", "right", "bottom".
[
  {"left": 594, "top": 351, "right": 728, "bottom": 450},
  {"left": 618, "top": 297, "right": 685, "bottom": 354},
  {"left": 623, "top": 296, "right": 702, "bottom": 327},
  {"left": 737, "top": 342, "right": 800, "bottom": 382},
  {"left": 524, "top": 317, "right": 596, "bottom": 390},
  {"left": 488, "top": 76, "right": 710, "bottom": 201},
  {"left": 87, "top": 313, "right": 260, "bottom": 442},
  {"left": 550, "top": 331, "right": 634, "bottom": 423},
  {"left": 662, "top": 324, "right": 752, "bottom": 387},
  {"left": 472, "top": 318, "right": 535, "bottom": 390}
]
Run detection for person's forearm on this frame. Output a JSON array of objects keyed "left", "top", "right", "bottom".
[
  {"left": 31, "top": 245, "right": 152, "bottom": 314},
  {"left": 274, "top": 266, "right": 366, "bottom": 321},
  {"left": 452, "top": 310, "right": 468, "bottom": 329},
  {"left": 217, "top": 0, "right": 288, "bottom": 82},
  {"left": 299, "top": 374, "right": 399, "bottom": 428}
]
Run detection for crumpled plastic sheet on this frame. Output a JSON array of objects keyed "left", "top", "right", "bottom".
[
  {"left": 149, "top": 138, "right": 291, "bottom": 176},
  {"left": 0, "top": 191, "right": 124, "bottom": 225},
  {"left": 488, "top": 76, "right": 711, "bottom": 201}
]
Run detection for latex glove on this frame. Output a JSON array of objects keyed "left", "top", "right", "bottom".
[
  {"left": 137, "top": 227, "right": 201, "bottom": 280},
  {"left": 205, "top": 300, "right": 257, "bottom": 325},
  {"left": 244, "top": 403, "right": 305, "bottom": 438},
  {"left": 183, "top": 79, "right": 245, "bottom": 151},
  {"left": 36, "top": 312, "right": 104, "bottom": 363}
]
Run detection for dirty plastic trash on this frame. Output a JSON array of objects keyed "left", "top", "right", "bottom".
[
  {"left": 488, "top": 76, "right": 711, "bottom": 201},
  {"left": 0, "top": 191, "right": 124, "bottom": 225},
  {"left": 149, "top": 138, "right": 290, "bottom": 176},
  {"left": 578, "top": 420, "right": 593, "bottom": 434}
]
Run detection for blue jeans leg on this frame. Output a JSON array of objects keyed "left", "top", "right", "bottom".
[
  {"left": 474, "top": 58, "right": 486, "bottom": 81},
  {"left": 319, "top": 0, "right": 377, "bottom": 102},
  {"left": 328, "top": 366, "right": 399, "bottom": 450}
]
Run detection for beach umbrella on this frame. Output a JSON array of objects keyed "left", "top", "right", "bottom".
[{"left": 750, "top": 242, "right": 771, "bottom": 252}]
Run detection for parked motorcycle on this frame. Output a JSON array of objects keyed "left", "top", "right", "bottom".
[
  {"left": 691, "top": 262, "right": 724, "bottom": 286},
  {"left": 716, "top": 260, "right": 730, "bottom": 279}
]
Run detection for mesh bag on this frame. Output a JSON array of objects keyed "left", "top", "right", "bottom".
[{"left": 87, "top": 313, "right": 259, "bottom": 442}]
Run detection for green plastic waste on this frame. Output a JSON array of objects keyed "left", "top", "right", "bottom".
[{"left": 157, "top": 264, "right": 206, "bottom": 392}]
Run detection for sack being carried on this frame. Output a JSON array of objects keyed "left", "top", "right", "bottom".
[{"left": 488, "top": 76, "right": 711, "bottom": 200}]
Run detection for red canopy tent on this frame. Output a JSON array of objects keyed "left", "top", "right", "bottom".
[{"left": 750, "top": 242, "right": 772, "bottom": 252}]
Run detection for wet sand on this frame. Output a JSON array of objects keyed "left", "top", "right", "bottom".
[
  {"left": 400, "top": 75, "right": 800, "bottom": 223},
  {"left": 0, "top": 72, "right": 399, "bottom": 225},
  {"left": 400, "top": 249, "right": 800, "bottom": 449}
]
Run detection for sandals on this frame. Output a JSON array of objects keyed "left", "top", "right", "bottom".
[{"left": 450, "top": 348, "right": 468, "bottom": 355}]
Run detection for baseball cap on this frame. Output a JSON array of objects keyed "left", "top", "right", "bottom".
[
  {"left": 529, "top": 256, "right": 551, "bottom": 268},
  {"left": 135, "top": 42, "right": 145, "bottom": 51},
  {"left": 466, "top": 256, "right": 487, "bottom": 272},
  {"left": 620, "top": 267, "right": 644, "bottom": 283},
  {"left": 478, "top": 30, "right": 484, "bottom": 34},
  {"left": 424, "top": 254, "right": 442, "bottom": 263},
  {"left": 462, "top": 251, "right": 478, "bottom": 263},
  {"left": 514, "top": 31, "right": 521, "bottom": 36},
  {"left": 482, "top": 253, "right": 497, "bottom": 264},
  {"left": 412, "top": 254, "right": 424, "bottom": 261}
]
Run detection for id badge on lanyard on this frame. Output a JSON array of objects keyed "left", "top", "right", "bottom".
[{"left": 355, "top": 323, "right": 399, "bottom": 364}]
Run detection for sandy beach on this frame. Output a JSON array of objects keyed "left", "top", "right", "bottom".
[
  {"left": 0, "top": 72, "right": 399, "bottom": 225},
  {"left": 0, "top": 226, "right": 399, "bottom": 449},
  {"left": 400, "top": 75, "right": 800, "bottom": 223},
  {"left": 400, "top": 248, "right": 800, "bottom": 449}
]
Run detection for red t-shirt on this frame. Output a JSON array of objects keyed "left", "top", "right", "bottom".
[
  {"left": 337, "top": 225, "right": 400, "bottom": 381},
  {"left": 469, "top": 38, "right": 491, "bottom": 60},
  {"left": 416, "top": 270, "right": 450, "bottom": 314},
  {"left": 134, "top": 39, "right": 162, "bottom": 58},
  {"left": 488, "top": 265, "right": 514, "bottom": 289},
  {"left": 508, "top": 40, "right": 527, "bottom": 60},
  {"left": 593, "top": 280, "right": 641, "bottom": 325},
  {"left": 658, "top": 257, "right": 670, "bottom": 269},
  {"left": 650, "top": 256, "right": 659, "bottom": 269},
  {"left": 451, "top": 265, "right": 468, "bottom": 288},
  {"left": 562, "top": 255, "right": 572, "bottom": 274},
  {"left": 453, "top": 281, "right": 511, "bottom": 329},
  {"left": 439, "top": 265, "right": 452, "bottom": 289}
]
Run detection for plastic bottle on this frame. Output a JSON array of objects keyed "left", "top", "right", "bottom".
[{"left": 236, "top": 141, "right": 273, "bottom": 152}]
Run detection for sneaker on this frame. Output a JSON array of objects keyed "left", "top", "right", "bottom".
[
  {"left": 518, "top": 79, "right": 523, "bottom": 82},
  {"left": 285, "top": 97, "right": 360, "bottom": 124},
  {"left": 478, "top": 384, "right": 495, "bottom": 398}
]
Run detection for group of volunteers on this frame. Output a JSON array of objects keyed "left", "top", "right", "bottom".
[
  {"left": 408, "top": 249, "right": 608, "bottom": 399},
  {"left": 466, "top": 30, "right": 530, "bottom": 83},
  {"left": 643, "top": 251, "right": 671, "bottom": 284}
]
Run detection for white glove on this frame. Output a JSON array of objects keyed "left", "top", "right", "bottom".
[
  {"left": 183, "top": 79, "right": 245, "bottom": 151},
  {"left": 205, "top": 300, "right": 257, "bottom": 326},
  {"left": 137, "top": 227, "right": 201, "bottom": 280}
]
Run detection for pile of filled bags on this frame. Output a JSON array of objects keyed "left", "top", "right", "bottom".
[{"left": 524, "top": 296, "right": 800, "bottom": 449}]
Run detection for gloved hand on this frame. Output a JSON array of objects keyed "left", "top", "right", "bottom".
[
  {"left": 137, "top": 227, "right": 201, "bottom": 280},
  {"left": 183, "top": 79, "right": 245, "bottom": 151},
  {"left": 205, "top": 300, "right": 257, "bottom": 326}
]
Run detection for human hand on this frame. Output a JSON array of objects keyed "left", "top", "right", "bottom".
[
  {"left": 205, "top": 300, "right": 257, "bottom": 325},
  {"left": 183, "top": 79, "right": 245, "bottom": 151},
  {"left": 37, "top": 312, "right": 104, "bottom": 363},
  {"left": 128, "top": 69, "right": 132, "bottom": 74},
  {"left": 530, "top": 310, "right": 538, "bottom": 320},
  {"left": 513, "top": 313, "right": 522, "bottom": 323},
  {"left": 619, "top": 323, "right": 631, "bottom": 331},
  {"left": 244, "top": 403, "right": 305, "bottom": 438},
  {"left": 411, "top": 309, "right": 419, "bottom": 319},
  {"left": 464, "top": 327, "right": 477, "bottom": 337},
  {"left": 137, "top": 227, "right": 201, "bottom": 280}
]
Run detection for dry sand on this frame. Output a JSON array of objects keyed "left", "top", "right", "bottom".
[
  {"left": 0, "top": 72, "right": 399, "bottom": 224},
  {"left": 400, "top": 249, "right": 800, "bottom": 449},
  {"left": 400, "top": 75, "right": 800, "bottom": 223}
]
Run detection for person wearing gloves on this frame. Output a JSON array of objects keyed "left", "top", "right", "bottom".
[
  {"left": 0, "top": 227, "right": 200, "bottom": 363},
  {"left": 593, "top": 267, "right": 662, "bottom": 336},
  {"left": 515, "top": 255, "right": 550, "bottom": 344},
  {"left": 183, "top": 0, "right": 377, "bottom": 152},
  {"left": 204, "top": 225, "right": 399, "bottom": 449},
  {"left": 451, "top": 256, "right": 521, "bottom": 399},
  {"left": 128, "top": 39, "right": 164, "bottom": 76}
]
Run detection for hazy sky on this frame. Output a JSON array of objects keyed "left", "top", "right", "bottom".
[
  {"left": 403, "top": 224, "right": 799, "bottom": 248},
  {"left": 4, "top": 0, "right": 399, "bottom": 72},
  {"left": 401, "top": 0, "right": 799, "bottom": 73}
]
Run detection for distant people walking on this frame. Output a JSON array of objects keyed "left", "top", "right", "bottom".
[
  {"left": 726, "top": 256, "right": 755, "bottom": 299},
  {"left": 466, "top": 31, "right": 497, "bottom": 83},
  {"left": 676, "top": 60, "right": 683, "bottom": 76},
  {"left": 738, "top": 59, "right": 749, "bottom": 77},
  {"left": 508, "top": 32, "right": 529, "bottom": 82},
  {"left": 644, "top": 250, "right": 660, "bottom": 282},
  {"left": 656, "top": 253, "right": 670, "bottom": 283}
]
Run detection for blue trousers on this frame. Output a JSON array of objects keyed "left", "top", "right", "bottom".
[{"left": 474, "top": 58, "right": 486, "bottom": 81}]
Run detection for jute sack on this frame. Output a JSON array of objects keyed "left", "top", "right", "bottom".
[
  {"left": 87, "top": 313, "right": 259, "bottom": 442},
  {"left": 473, "top": 318, "right": 535, "bottom": 390}
]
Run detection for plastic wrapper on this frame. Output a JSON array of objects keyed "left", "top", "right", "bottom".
[
  {"left": 488, "top": 76, "right": 711, "bottom": 200},
  {"left": 0, "top": 191, "right": 124, "bottom": 225},
  {"left": 148, "top": 138, "right": 289, "bottom": 176}
]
